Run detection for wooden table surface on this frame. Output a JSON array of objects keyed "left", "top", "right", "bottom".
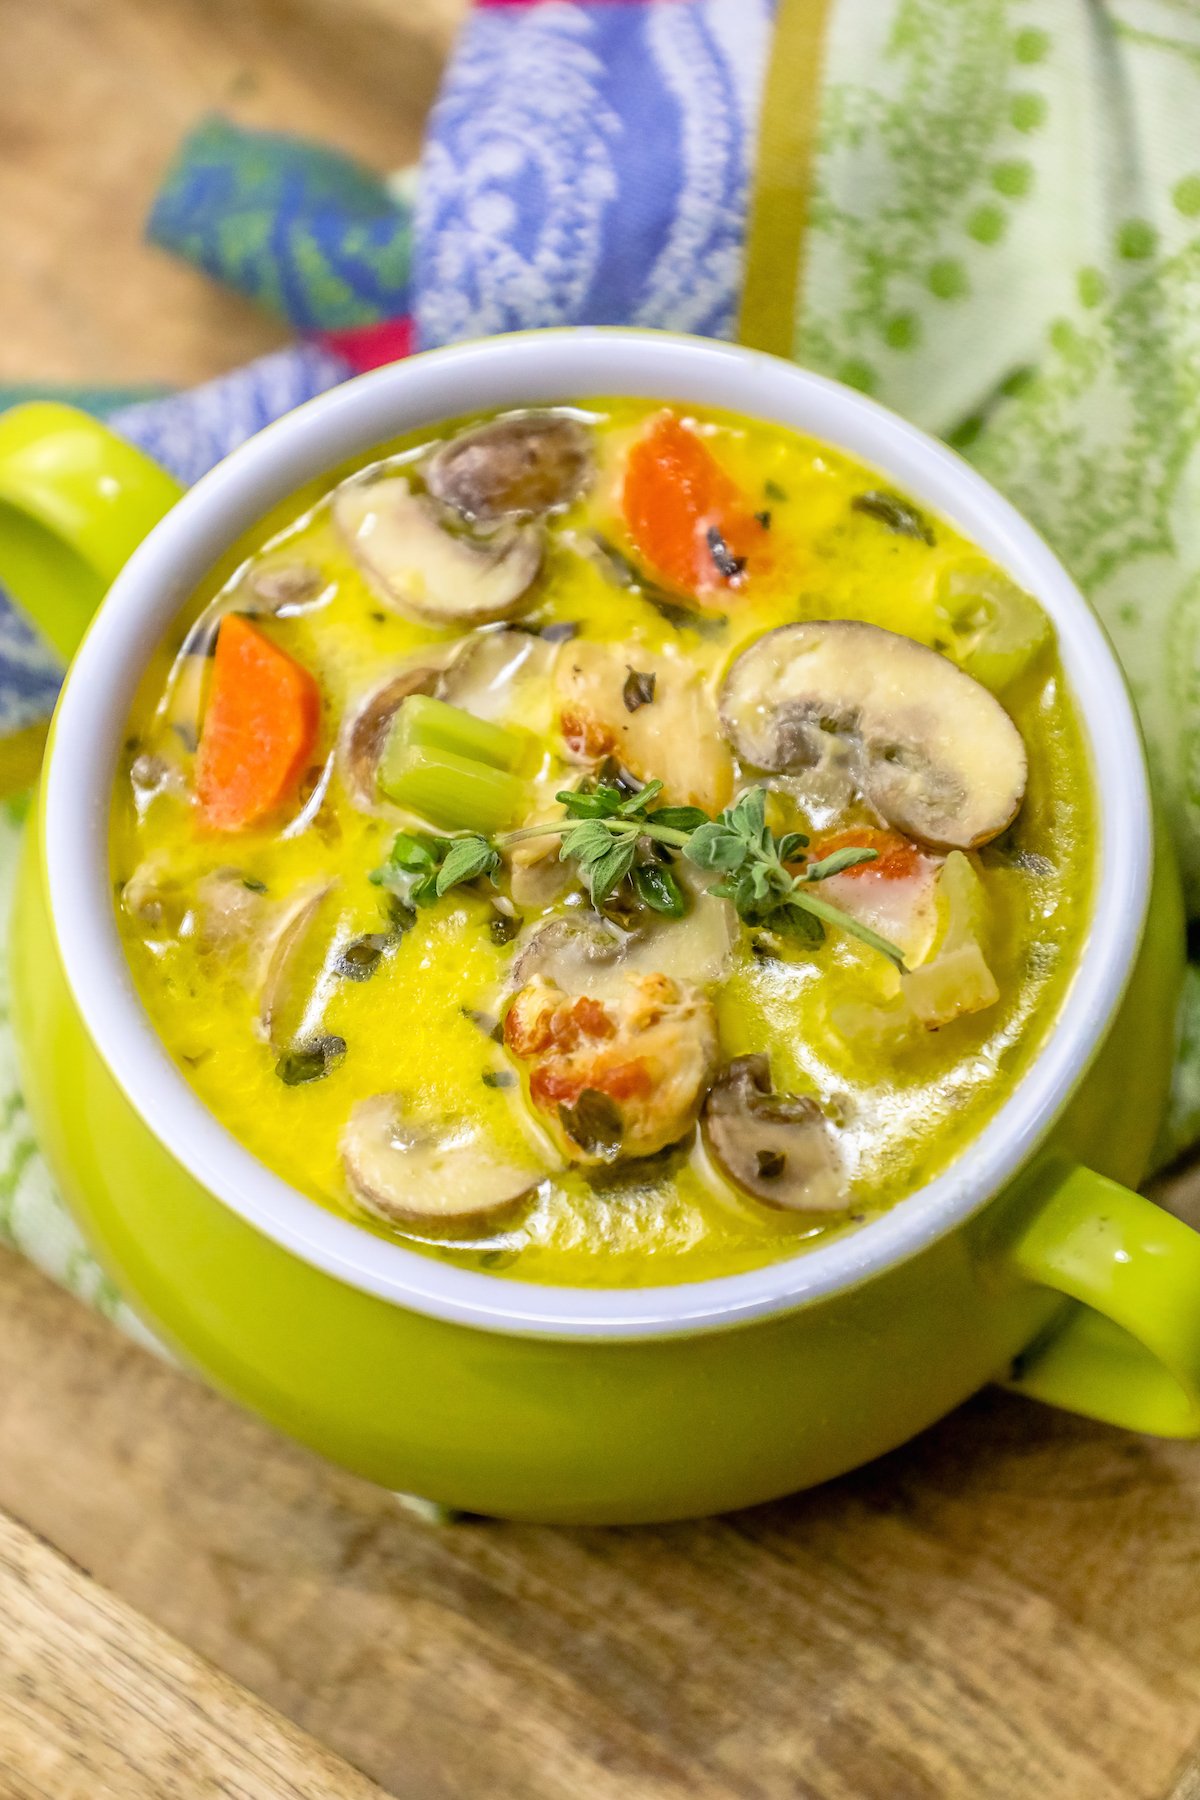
[{"left": 6, "top": 3, "right": 1200, "bottom": 1797}]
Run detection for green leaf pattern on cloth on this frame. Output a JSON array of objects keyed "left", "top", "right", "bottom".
[{"left": 791, "top": 0, "right": 1200, "bottom": 1151}]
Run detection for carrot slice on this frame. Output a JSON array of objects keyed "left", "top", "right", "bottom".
[
  {"left": 196, "top": 615, "right": 320, "bottom": 831},
  {"left": 812, "top": 828, "right": 926, "bottom": 881},
  {"left": 621, "top": 412, "right": 766, "bottom": 601}
]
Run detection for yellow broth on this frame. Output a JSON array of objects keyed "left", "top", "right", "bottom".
[{"left": 110, "top": 400, "right": 1095, "bottom": 1286}]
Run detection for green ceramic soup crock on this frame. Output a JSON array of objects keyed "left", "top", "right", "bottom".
[{"left": 1, "top": 330, "right": 1195, "bottom": 1524}]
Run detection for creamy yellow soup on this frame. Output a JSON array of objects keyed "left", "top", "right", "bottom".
[{"left": 111, "top": 399, "right": 1095, "bottom": 1287}]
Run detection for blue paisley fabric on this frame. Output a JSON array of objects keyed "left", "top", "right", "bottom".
[
  {"left": 0, "top": 1, "right": 777, "bottom": 738},
  {"left": 415, "top": 0, "right": 775, "bottom": 345}
]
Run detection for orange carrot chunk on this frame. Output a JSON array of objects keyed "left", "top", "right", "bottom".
[
  {"left": 621, "top": 412, "right": 766, "bottom": 601},
  {"left": 196, "top": 614, "right": 320, "bottom": 831}
]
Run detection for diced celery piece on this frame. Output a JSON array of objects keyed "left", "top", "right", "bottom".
[
  {"left": 392, "top": 694, "right": 531, "bottom": 773},
  {"left": 934, "top": 559, "right": 1051, "bottom": 693},
  {"left": 379, "top": 739, "right": 526, "bottom": 833}
]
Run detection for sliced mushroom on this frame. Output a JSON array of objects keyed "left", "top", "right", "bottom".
[
  {"left": 246, "top": 561, "right": 328, "bottom": 615},
  {"left": 341, "top": 664, "right": 441, "bottom": 808},
  {"left": 557, "top": 641, "right": 734, "bottom": 813},
  {"left": 257, "top": 881, "right": 337, "bottom": 1051},
  {"left": 702, "top": 1055, "right": 847, "bottom": 1212},
  {"left": 342, "top": 1092, "right": 543, "bottom": 1232},
  {"left": 161, "top": 650, "right": 210, "bottom": 754},
  {"left": 177, "top": 563, "right": 329, "bottom": 662},
  {"left": 437, "top": 625, "right": 559, "bottom": 722},
  {"left": 719, "top": 621, "right": 1027, "bottom": 851},
  {"left": 334, "top": 476, "right": 541, "bottom": 625},
  {"left": 510, "top": 914, "right": 637, "bottom": 989},
  {"left": 510, "top": 893, "right": 737, "bottom": 998},
  {"left": 425, "top": 412, "right": 593, "bottom": 520}
]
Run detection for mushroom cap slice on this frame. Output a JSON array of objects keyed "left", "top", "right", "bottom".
[
  {"left": 437, "top": 626, "right": 559, "bottom": 722},
  {"left": 425, "top": 412, "right": 593, "bottom": 520},
  {"left": 257, "top": 881, "right": 337, "bottom": 1051},
  {"left": 509, "top": 897, "right": 737, "bottom": 999},
  {"left": 510, "top": 914, "right": 637, "bottom": 990},
  {"left": 334, "top": 476, "right": 542, "bottom": 626},
  {"left": 702, "top": 1055, "right": 847, "bottom": 1212},
  {"left": 342, "top": 1092, "right": 542, "bottom": 1231},
  {"left": 341, "top": 665, "right": 441, "bottom": 808},
  {"left": 719, "top": 621, "right": 1027, "bottom": 851}
]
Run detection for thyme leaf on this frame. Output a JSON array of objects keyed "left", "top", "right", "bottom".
[{"left": 372, "top": 775, "right": 906, "bottom": 969}]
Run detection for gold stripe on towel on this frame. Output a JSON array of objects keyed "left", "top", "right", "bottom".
[{"left": 738, "top": 0, "right": 834, "bottom": 359}]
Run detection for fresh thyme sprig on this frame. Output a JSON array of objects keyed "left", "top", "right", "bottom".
[
  {"left": 684, "top": 789, "right": 905, "bottom": 967},
  {"left": 371, "top": 782, "right": 906, "bottom": 968}
]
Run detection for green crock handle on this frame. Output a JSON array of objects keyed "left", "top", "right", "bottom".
[
  {"left": 1003, "top": 1163, "right": 1200, "bottom": 1436},
  {"left": 0, "top": 402, "right": 183, "bottom": 662}
]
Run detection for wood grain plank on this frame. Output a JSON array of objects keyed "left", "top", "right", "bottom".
[
  {"left": 3, "top": 1245, "right": 1200, "bottom": 1800},
  {"left": 0, "top": 1505, "right": 389, "bottom": 1800},
  {"left": 0, "top": 0, "right": 467, "bottom": 388}
]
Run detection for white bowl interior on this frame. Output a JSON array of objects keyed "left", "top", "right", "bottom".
[{"left": 41, "top": 330, "right": 1151, "bottom": 1338}]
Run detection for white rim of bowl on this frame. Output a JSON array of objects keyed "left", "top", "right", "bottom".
[{"left": 42, "top": 329, "right": 1151, "bottom": 1340}]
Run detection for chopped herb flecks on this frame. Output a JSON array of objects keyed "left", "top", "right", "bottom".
[
  {"left": 489, "top": 906, "right": 522, "bottom": 945},
  {"left": 276, "top": 1035, "right": 346, "bottom": 1085},
  {"left": 705, "top": 526, "right": 746, "bottom": 580},
  {"left": 623, "top": 668, "right": 656, "bottom": 712},
  {"left": 851, "top": 490, "right": 935, "bottom": 545},
  {"left": 336, "top": 935, "right": 389, "bottom": 981}
]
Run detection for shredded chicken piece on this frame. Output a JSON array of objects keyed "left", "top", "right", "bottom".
[{"left": 504, "top": 971, "right": 718, "bottom": 1162}]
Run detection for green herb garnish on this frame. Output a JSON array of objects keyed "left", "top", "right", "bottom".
[
  {"left": 370, "top": 829, "right": 501, "bottom": 910},
  {"left": 632, "top": 863, "right": 687, "bottom": 918},
  {"left": 275, "top": 1035, "right": 346, "bottom": 1086},
  {"left": 850, "top": 489, "right": 935, "bottom": 545},
  {"left": 589, "top": 536, "right": 729, "bottom": 636},
  {"left": 372, "top": 779, "right": 906, "bottom": 969},
  {"left": 622, "top": 668, "right": 656, "bottom": 712},
  {"left": 335, "top": 935, "right": 388, "bottom": 981},
  {"left": 683, "top": 789, "right": 904, "bottom": 965}
]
